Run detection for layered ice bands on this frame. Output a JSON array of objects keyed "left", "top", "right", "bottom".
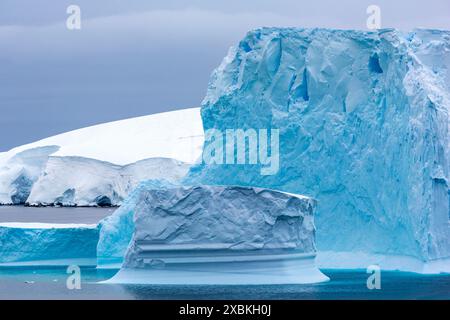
[
  {"left": 187, "top": 28, "right": 450, "bottom": 271},
  {"left": 104, "top": 185, "right": 328, "bottom": 284},
  {"left": 0, "top": 223, "right": 98, "bottom": 265}
]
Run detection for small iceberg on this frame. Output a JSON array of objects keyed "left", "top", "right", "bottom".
[
  {"left": 0, "top": 222, "right": 99, "bottom": 266},
  {"left": 102, "top": 184, "right": 329, "bottom": 285}
]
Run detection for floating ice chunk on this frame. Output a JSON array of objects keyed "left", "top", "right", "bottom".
[{"left": 103, "top": 184, "right": 328, "bottom": 284}]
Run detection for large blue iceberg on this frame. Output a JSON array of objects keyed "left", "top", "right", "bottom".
[
  {"left": 103, "top": 185, "right": 328, "bottom": 284},
  {"left": 187, "top": 28, "right": 450, "bottom": 272}
]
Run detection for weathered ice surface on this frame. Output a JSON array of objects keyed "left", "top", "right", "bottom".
[
  {"left": 103, "top": 185, "right": 328, "bottom": 284},
  {"left": 97, "top": 179, "right": 177, "bottom": 267},
  {"left": 0, "top": 146, "right": 59, "bottom": 205},
  {"left": 125, "top": 185, "right": 317, "bottom": 265},
  {"left": 187, "top": 28, "right": 450, "bottom": 270},
  {"left": 0, "top": 223, "right": 98, "bottom": 265},
  {"left": 98, "top": 183, "right": 315, "bottom": 267}
]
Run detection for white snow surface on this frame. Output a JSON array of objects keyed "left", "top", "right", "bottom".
[
  {"left": 0, "top": 108, "right": 204, "bottom": 205},
  {"left": 0, "top": 107, "right": 203, "bottom": 166},
  {"left": 26, "top": 157, "right": 191, "bottom": 206}
]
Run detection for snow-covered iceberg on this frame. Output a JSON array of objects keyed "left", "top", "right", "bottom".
[
  {"left": 187, "top": 28, "right": 450, "bottom": 272},
  {"left": 0, "top": 108, "right": 204, "bottom": 206},
  {"left": 0, "top": 223, "right": 98, "bottom": 265},
  {"left": 102, "top": 185, "right": 328, "bottom": 284},
  {"left": 26, "top": 157, "right": 189, "bottom": 206}
]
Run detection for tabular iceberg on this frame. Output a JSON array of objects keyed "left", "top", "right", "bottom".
[
  {"left": 187, "top": 28, "right": 450, "bottom": 272},
  {"left": 0, "top": 223, "right": 98, "bottom": 265},
  {"left": 102, "top": 185, "right": 328, "bottom": 284}
]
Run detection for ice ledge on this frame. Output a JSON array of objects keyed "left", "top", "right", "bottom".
[
  {"left": 103, "top": 252, "right": 329, "bottom": 285},
  {"left": 317, "top": 251, "right": 450, "bottom": 274}
]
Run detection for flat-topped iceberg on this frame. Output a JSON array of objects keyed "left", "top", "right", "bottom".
[
  {"left": 102, "top": 184, "right": 328, "bottom": 284},
  {"left": 0, "top": 223, "right": 98, "bottom": 265},
  {"left": 187, "top": 28, "right": 450, "bottom": 272}
]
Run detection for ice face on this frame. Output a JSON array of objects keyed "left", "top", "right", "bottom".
[
  {"left": 97, "top": 179, "right": 178, "bottom": 267},
  {"left": 0, "top": 223, "right": 98, "bottom": 264},
  {"left": 97, "top": 183, "right": 317, "bottom": 269},
  {"left": 0, "top": 146, "right": 60, "bottom": 205},
  {"left": 187, "top": 28, "right": 450, "bottom": 262}
]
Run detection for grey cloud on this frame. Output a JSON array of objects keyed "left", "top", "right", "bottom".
[{"left": 0, "top": 1, "right": 449, "bottom": 151}]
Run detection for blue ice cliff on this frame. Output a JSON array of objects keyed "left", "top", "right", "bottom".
[
  {"left": 97, "top": 179, "right": 178, "bottom": 267},
  {"left": 187, "top": 28, "right": 450, "bottom": 272},
  {"left": 0, "top": 223, "right": 98, "bottom": 265},
  {"left": 103, "top": 185, "right": 328, "bottom": 284}
]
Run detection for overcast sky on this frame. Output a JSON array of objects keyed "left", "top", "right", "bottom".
[{"left": 0, "top": 0, "right": 449, "bottom": 151}]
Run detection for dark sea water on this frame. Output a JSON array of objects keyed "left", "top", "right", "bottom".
[{"left": 0, "top": 266, "right": 448, "bottom": 300}]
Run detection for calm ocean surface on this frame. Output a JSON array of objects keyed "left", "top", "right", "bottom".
[{"left": 0, "top": 266, "right": 448, "bottom": 300}]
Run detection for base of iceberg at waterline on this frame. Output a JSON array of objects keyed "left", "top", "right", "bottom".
[
  {"left": 317, "top": 251, "right": 450, "bottom": 274},
  {"left": 103, "top": 250, "right": 329, "bottom": 285}
]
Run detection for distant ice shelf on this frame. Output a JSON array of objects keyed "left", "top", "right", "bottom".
[
  {"left": 26, "top": 157, "right": 191, "bottom": 207},
  {"left": 0, "top": 108, "right": 204, "bottom": 206}
]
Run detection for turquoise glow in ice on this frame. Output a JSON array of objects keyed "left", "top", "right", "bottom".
[
  {"left": 96, "top": 179, "right": 177, "bottom": 267},
  {"left": 187, "top": 28, "right": 450, "bottom": 262}
]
